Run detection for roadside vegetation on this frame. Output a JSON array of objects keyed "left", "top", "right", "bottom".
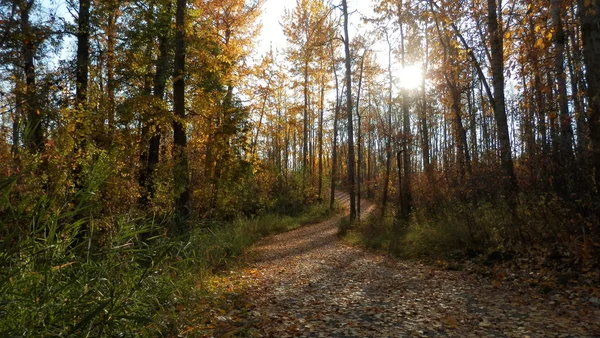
[{"left": 0, "top": 172, "right": 335, "bottom": 336}]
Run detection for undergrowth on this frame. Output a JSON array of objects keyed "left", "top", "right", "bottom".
[
  {"left": 340, "top": 194, "right": 599, "bottom": 268},
  {"left": 0, "top": 173, "right": 334, "bottom": 337}
]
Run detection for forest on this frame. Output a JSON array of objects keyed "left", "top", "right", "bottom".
[{"left": 1, "top": 0, "right": 599, "bottom": 336}]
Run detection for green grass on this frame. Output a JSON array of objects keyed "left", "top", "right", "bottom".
[
  {"left": 339, "top": 195, "right": 586, "bottom": 263},
  {"left": 0, "top": 172, "right": 336, "bottom": 337},
  {"left": 339, "top": 213, "right": 398, "bottom": 253},
  {"left": 339, "top": 204, "right": 486, "bottom": 260}
]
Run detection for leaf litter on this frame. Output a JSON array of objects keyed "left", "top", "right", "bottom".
[{"left": 183, "top": 192, "right": 600, "bottom": 337}]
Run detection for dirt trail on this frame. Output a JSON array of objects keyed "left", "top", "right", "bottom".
[{"left": 210, "top": 192, "right": 600, "bottom": 337}]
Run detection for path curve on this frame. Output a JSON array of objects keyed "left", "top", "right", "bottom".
[{"left": 228, "top": 192, "right": 600, "bottom": 337}]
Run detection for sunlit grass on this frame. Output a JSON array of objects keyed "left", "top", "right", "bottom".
[{"left": 0, "top": 173, "right": 336, "bottom": 336}]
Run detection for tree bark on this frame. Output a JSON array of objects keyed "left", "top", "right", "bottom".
[
  {"left": 487, "top": 0, "right": 517, "bottom": 195},
  {"left": 399, "top": 24, "right": 411, "bottom": 221},
  {"left": 21, "top": 0, "right": 43, "bottom": 153},
  {"left": 578, "top": 0, "right": 600, "bottom": 192},
  {"left": 105, "top": 1, "right": 118, "bottom": 134},
  {"left": 330, "top": 58, "right": 340, "bottom": 210},
  {"left": 303, "top": 58, "right": 310, "bottom": 187},
  {"left": 420, "top": 34, "right": 432, "bottom": 177},
  {"left": 76, "top": 0, "right": 89, "bottom": 108},
  {"left": 552, "top": 0, "right": 575, "bottom": 183},
  {"left": 566, "top": 29, "right": 588, "bottom": 159},
  {"left": 355, "top": 52, "right": 366, "bottom": 219},
  {"left": 139, "top": 8, "right": 170, "bottom": 207},
  {"left": 318, "top": 74, "right": 325, "bottom": 201},
  {"left": 382, "top": 30, "right": 393, "bottom": 218},
  {"left": 342, "top": 0, "right": 356, "bottom": 220},
  {"left": 173, "top": 0, "right": 190, "bottom": 226},
  {"left": 12, "top": 92, "right": 20, "bottom": 157}
]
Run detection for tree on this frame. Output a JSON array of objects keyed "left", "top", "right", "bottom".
[
  {"left": 283, "top": 0, "right": 331, "bottom": 192},
  {"left": 354, "top": 43, "right": 369, "bottom": 218},
  {"left": 398, "top": 18, "right": 412, "bottom": 222},
  {"left": 341, "top": 0, "right": 356, "bottom": 220},
  {"left": 578, "top": 0, "right": 600, "bottom": 192},
  {"left": 138, "top": 0, "right": 172, "bottom": 207},
  {"left": 173, "top": 0, "right": 190, "bottom": 227},
  {"left": 19, "top": 0, "right": 43, "bottom": 154},
  {"left": 380, "top": 27, "right": 394, "bottom": 218},
  {"left": 72, "top": 0, "right": 90, "bottom": 193},
  {"left": 551, "top": 0, "right": 575, "bottom": 195},
  {"left": 487, "top": 0, "right": 517, "bottom": 197}
]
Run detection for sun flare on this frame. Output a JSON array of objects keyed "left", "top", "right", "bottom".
[{"left": 399, "top": 64, "right": 423, "bottom": 90}]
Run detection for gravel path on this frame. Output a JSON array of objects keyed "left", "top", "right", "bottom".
[{"left": 205, "top": 192, "right": 600, "bottom": 337}]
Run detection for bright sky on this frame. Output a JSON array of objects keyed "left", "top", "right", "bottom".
[
  {"left": 256, "top": 0, "right": 377, "bottom": 55},
  {"left": 256, "top": 0, "right": 424, "bottom": 90}
]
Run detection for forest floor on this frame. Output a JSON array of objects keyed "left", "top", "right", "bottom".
[{"left": 183, "top": 192, "right": 600, "bottom": 337}]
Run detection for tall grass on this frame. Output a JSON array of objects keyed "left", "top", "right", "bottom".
[
  {"left": 341, "top": 193, "right": 598, "bottom": 266},
  {"left": 0, "top": 170, "right": 334, "bottom": 336}
]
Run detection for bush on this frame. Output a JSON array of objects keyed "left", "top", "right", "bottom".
[{"left": 0, "top": 169, "right": 335, "bottom": 336}]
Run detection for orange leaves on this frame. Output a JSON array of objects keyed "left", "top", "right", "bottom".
[
  {"left": 534, "top": 37, "right": 545, "bottom": 49},
  {"left": 533, "top": 30, "right": 554, "bottom": 50},
  {"left": 442, "top": 315, "right": 458, "bottom": 329},
  {"left": 51, "top": 261, "right": 76, "bottom": 271},
  {"left": 492, "top": 279, "right": 502, "bottom": 288}
]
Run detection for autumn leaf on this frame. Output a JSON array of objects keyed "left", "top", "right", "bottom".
[{"left": 443, "top": 315, "right": 458, "bottom": 329}]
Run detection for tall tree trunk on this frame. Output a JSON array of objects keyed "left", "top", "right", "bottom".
[
  {"left": 399, "top": 24, "right": 411, "bottom": 221},
  {"left": 284, "top": 118, "right": 289, "bottom": 176},
  {"left": 487, "top": 0, "right": 517, "bottom": 195},
  {"left": 548, "top": 73, "right": 560, "bottom": 158},
  {"left": 330, "top": 60, "right": 340, "bottom": 210},
  {"left": 318, "top": 75, "right": 325, "bottom": 201},
  {"left": 479, "top": 82, "right": 492, "bottom": 159},
  {"left": 72, "top": 0, "right": 90, "bottom": 193},
  {"left": 293, "top": 124, "right": 297, "bottom": 172},
  {"left": 252, "top": 94, "right": 268, "bottom": 156},
  {"left": 552, "top": 0, "right": 575, "bottom": 195},
  {"left": 330, "top": 101, "right": 340, "bottom": 210},
  {"left": 567, "top": 30, "right": 588, "bottom": 159},
  {"left": 397, "top": 150, "right": 403, "bottom": 223},
  {"left": 139, "top": 11, "right": 170, "bottom": 207},
  {"left": 342, "top": 0, "right": 356, "bottom": 220},
  {"left": 552, "top": 0, "right": 574, "bottom": 156},
  {"left": 468, "top": 76, "right": 479, "bottom": 164},
  {"left": 21, "top": 0, "right": 42, "bottom": 153},
  {"left": 522, "top": 73, "right": 536, "bottom": 161},
  {"left": 420, "top": 35, "right": 432, "bottom": 177},
  {"left": 75, "top": 0, "right": 90, "bottom": 127},
  {"left": 105, "top": 1, "right": 118, "bottom": 135},
  {"left": 401, "top": 89, "right": 411, "bottom": 220},
  {"left": 447, "top": 80, "right": 472, "bottom": 182},
  {"left": 150, "top": 25, "right": 169, "bottom": 194},
  {"left": 578, "top": 0, "right": 600, "bottom": 192},
  {"left": 567, "top": 9, "right": 589, "bottom": 161},
  {"left": 382, "top": 31, "right": 393, "bottom": 218},
  {"left": 303, "top": 58, "right": 309, "bottom": 188},
  {"left": 173, "top": 0, "right": 190, "bottom": 228},
  {"left": 12, "top": 72, "right": 23, "bottom": 157},
  {"left": 12, "top": 105, "right": 20, "bottom": 157},
  {"left": 367, "top": 94, "right": 373, "bottom": 199},
  {"left": 534, "top": 71, "right": 548, "bottom": 154},
  {"left": 76, "top": 0, "right": 89, "bottom": 108},
  {"left": 355, "top": 52, "right": 366, "bottom": 219}
]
